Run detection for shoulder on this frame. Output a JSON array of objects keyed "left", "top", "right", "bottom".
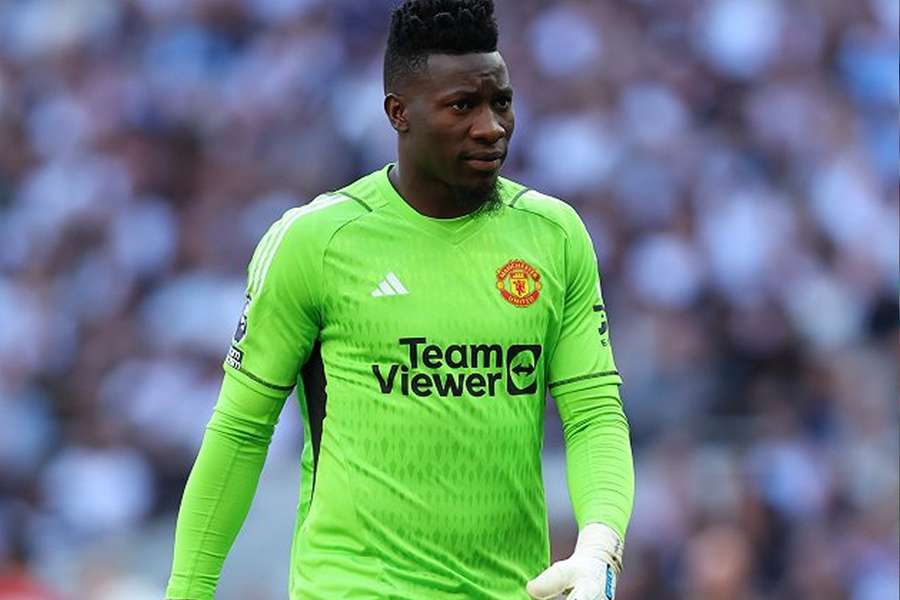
[
  {"left": 245, "top": 193, "right": 355, "bottom": 297},
  {"left": 273, "top": 170, "right": 388, "bottom": 254},
  {"left": 499, "top": 177, "right": 585, "bottom": 239},
  {"left": 269, "top": 193, "right": 362, "bottom": 254}
]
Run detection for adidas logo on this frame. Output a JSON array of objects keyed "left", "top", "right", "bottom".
[{"left": 371, "top": 272, "right": 409, "bottom": 297}]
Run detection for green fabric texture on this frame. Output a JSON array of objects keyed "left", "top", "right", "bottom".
[
  {"left": 166, "top": 165, "right": 633, "bottom": 599},
  {"left": 553, "top": 384, "right": 634, "bottom": 540},
  {"left": 166, "top": 374, "right": 287, "bottom": 599}
]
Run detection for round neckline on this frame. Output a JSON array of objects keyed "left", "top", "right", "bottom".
[{"left": 375, "top": 163, "right": 494, "bottom": 245}]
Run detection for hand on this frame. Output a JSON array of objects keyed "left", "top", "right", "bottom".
[{"left": 526, "top": 523, "right": 623, "bottom": 600}]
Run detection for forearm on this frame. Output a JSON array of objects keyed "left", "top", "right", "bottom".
[
  {"left": 555, "top": 383, "right": 634, "bottom": 541},
  {"left": 527, "top": 385, "right": 632, "bottom": 600},
  {"left": 166, "top": 374, "right": 287, "bottom": 600}
]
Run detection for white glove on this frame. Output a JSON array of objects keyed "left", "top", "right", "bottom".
[{"left": 526, "top": 523, "right": 623, "bottom": 600}]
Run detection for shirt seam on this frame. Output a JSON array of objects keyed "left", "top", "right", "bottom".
[
  {"left": 510, "top": 200, "right": 574, "bottom": 372},
  {"left": 335, "top": 190, "right": 373, "bottom": 212},
  {"left": 505, "top": 196, "right": 573, "bottom": 242},
  {"left": 507, "top": 186, "right": 531, "bottom": 207},
  {"left": 319, "top": 206, "right": 383, "bottom": 325}
]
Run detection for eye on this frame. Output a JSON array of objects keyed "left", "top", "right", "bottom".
[
  {"left": 450, "top": 100, "right": 473, "bottom": 112},
  {"left": 494, "top": 96, "right": 512, "bottom": 110}
]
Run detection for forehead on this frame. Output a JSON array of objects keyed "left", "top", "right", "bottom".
[{"left": 420, "top": 52, "right": 510, "bottom": 94}]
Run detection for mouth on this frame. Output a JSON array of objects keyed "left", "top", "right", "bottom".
[{"left": 462, "top": 152, "right": 505, "bottom": 173}]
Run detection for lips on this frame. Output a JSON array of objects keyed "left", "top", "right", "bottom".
[
  {"left": 463, "top": 152, "right": 505, "bottom": 173},
  {"left": 466, "top": 152, "right": 504, "bottom": 161}
]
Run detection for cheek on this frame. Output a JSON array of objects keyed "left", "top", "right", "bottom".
[
  {"left": 421, "top": 118, "right": 467, "bottom": 155},
  {"left": 409, "top": 128, "right": 460, "bottom": 175},
  {"left": 503, "top": 112, "right": 516, "bottom": 137}
]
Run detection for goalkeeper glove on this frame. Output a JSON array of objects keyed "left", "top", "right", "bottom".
[{"left": 526, "top": 523, "right": 623, "bottom": 600}]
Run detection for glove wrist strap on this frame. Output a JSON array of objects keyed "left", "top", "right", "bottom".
[{"left": 575, "top": 522, "right": 624, "bottom": 574}]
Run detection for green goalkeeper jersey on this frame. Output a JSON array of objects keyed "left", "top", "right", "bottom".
[{"left": 167, "top": 164, "right": 631, "bottom": 599}]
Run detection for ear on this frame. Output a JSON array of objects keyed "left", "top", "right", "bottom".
[{"left": 384, "top": 93, "right": 409, "bottom": 133}]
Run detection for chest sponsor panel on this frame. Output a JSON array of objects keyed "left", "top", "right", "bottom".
[
  {"left": 322, "top": 246, "right": 561, "bottom": 399},
  {"left": 371, "top": 337, "right": 542, "bottom": 398}
]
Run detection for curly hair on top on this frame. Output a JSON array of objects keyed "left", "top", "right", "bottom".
[{"left": 384, "top": 0, "right": 499, "bottom": 92}]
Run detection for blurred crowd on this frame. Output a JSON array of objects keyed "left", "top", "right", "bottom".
[{"left": 0, "top": 0, "right": 897, "bottom": 598}]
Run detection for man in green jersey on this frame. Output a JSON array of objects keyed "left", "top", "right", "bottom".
[{"left": 166, "top": 1, "right": 634, "bottom": 598}]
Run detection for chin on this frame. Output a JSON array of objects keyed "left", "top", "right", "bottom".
[
  {"left": 465, "top": 173, "right": 499, "bottom": 189},
  {"left": 451, "top": 176, "right": 502, "bottom": 215},
  {"left": 458, "top": 166, "right": 501, "bottom": 188}
]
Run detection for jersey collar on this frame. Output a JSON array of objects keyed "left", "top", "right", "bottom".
[{"left": 375, "top": 163, "right": 498, "bottom": 246}]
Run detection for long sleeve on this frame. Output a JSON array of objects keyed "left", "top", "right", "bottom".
[
  {"left": 554, "top": 382, "right": 634, "bottom": 541},
  {"left": 542, "top": 201, "right": 633, "bottom": 539},
  {"left": 165, "top": 372, "right": 288, "bottom": 600},
  {"left": 166, "top": 203, "right": 333, "bottom": 598}
]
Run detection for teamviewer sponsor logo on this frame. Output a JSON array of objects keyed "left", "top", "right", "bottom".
[
  {"left": 371, "top": 338, "right": 542, "bottom": 398},
  {"left": 506, "top": 344, "right": 542, "bottom": 395}
]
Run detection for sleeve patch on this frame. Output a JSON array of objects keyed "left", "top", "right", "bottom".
[
  {"left": 233, "top": 295, "right": 251, "bottom": 343},
  {"left": 226, "top": 345, "right": 244, "bottom": 370}
]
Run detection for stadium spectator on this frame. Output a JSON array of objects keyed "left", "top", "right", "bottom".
[{"left": 0, "top": 1, "right": 896, "bottom": 598}]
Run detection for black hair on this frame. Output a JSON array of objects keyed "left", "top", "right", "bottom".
[{"left": 384, "top": 0, "right": 499, "bottom": 93}]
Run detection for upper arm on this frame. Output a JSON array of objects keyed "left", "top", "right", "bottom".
[
  {"left": 547, "top": 207, "right": 622, "bottom": 397},
  {"left": 224, "top": 208, "right": 324, "bottom": 398}
]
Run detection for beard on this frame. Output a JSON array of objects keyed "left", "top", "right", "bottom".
[{"left": 449, "top": 178, "right": 504, "bottom": 217}]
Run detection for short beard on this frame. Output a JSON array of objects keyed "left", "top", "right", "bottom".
[{"left": 450, "top": 178, "right": 503, "bottom": 217}]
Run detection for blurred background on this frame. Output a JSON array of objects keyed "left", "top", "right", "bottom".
[{"left": 0, "top": 0, "right": 897, "bottom": 598}]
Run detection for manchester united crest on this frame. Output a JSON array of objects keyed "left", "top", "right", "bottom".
[{"left": 496, "top": 259, "right": 542, "bottom": 307}]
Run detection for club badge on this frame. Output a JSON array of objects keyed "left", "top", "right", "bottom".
[{"left": 496, "top": 259, "right": 542, "bottom": 307}]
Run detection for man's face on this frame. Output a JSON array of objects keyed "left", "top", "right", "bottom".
[{"left": 399, "top": 51, "right": 515, "bottom": 211}]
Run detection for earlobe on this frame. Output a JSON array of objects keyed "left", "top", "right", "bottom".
[{"left": 384, "top": 94, "right": 409, "bottom": 133}]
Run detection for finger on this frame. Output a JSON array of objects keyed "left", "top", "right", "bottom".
[
  {"left": 526, "top": 560, "right": 573, "bottom": 599},
  {"left": 565, "top": 577, "right": 602, "bottom": 600}
]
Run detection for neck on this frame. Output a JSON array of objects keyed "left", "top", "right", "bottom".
[{"left": 389, "top": 161, "right": 475, "bottom": 219}]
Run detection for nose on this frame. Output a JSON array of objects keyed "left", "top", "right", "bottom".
[{"left": 470, "top": 105, "right": 506, "bottom": 144}]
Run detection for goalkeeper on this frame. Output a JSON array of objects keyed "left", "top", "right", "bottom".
[{"left": 166, "top": 1, "right": 634, "bottom": 598}]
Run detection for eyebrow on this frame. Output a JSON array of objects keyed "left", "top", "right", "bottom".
[
  {"left": 438, "top": 86, "right": 513, "bottom": 99},
  {"left": 438, "top": 87, "right": 478, "bottom": 99}
]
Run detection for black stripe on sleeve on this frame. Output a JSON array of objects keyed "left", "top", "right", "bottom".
[
  {"left": 548, "top": 370, "right": 621, "bottom": 389},
  {"left": 236, "top": 367, "right": 296, "bottom": 392}
]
